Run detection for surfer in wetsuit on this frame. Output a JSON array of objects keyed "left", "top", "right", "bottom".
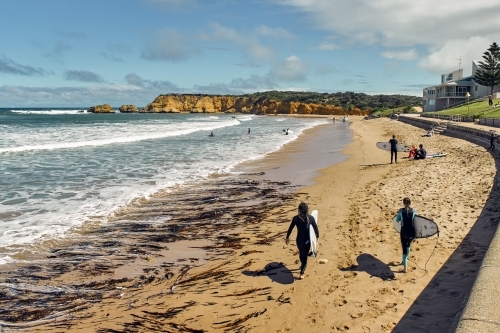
[
  {"left": 395, "top": 197, "right": 417, "bottom": 273},
  {"left": 414, "top": 144, "right": 426, "bottom": 159},
  {"left": 248, "top": 128, "right": 251, "bottom": 134},
  {"left": 208, "top": 132, "right": 214, "bottom": 137},
  {"left": 487, "top": 132, "right": 497, "bottom": 151},
  {"left": 285, "top": 202, "right": 319, "bottom": 280},
  {"left": 389, "top": 135, "right": 398, "bottom": 164}
]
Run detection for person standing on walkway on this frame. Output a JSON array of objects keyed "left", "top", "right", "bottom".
[
  {"left": 389, "top": 135, "right": 398, "bottom": 164},
  {"left": 395, "top": 197, "right": 417, "bottom": 273},
  {"left": 489, "top": 94, "right": 493, "bottom": 106},
  {"left": 487, "top": 132, "right": 497, "bottom": 151},
  {"left": 285, "top": 202, "right": 319, "bottom": 280}
]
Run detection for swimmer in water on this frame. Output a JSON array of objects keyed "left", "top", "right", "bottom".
[
  {"left": 248, "top": 128, "right": 250, "bottom": 134},
  {"left": 208, "top": 132, "right": 214, "bottom": 137}
]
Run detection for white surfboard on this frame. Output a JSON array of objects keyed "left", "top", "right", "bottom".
[
  {"left": 376, "top": 142, "right": 411, "bottom": 152},
  {"left": 393, "top": 215, "right": 439, "bottom": 238},
  {"left": 309, "top": 210, "right": 319, "bottom": 257}
]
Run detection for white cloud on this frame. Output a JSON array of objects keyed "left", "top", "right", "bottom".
[
  {"left": 419, "top": 36, "right": 491, "bottom": 74},
  {"left": 381, "top": 49, "right": 418, "bottom": 61},
  {"left": 312, "top": 41, "right": 340, "bottom": 51},
  {"left": 64, "top": 70, "right": 104, "bottom": 83},
  {"left": 142, "top": 28, "right": 200, "bottom": 61},
  {"left": 202, "top": 23, "right": 276, "bottom": 62},
  {"left": 277, "top": 0, "right": 500, "bottom": 73},
  {"left": 277, "top": 0, "right": 500, "bottom": 46},
  {"left": 269, "top": 55, "right": 307, "bottom": 82},
  {"left": 255, "top": 25, "right": 295, "bottom": 39},
  {"left": 0, "top": 57, "right": 49, "bottom": 76}
]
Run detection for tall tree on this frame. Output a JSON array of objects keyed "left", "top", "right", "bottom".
[{"left": 474, "top": 42, "right": 500, "bottom": 95}]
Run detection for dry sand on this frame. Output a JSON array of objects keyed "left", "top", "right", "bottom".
[{"left": 7, "top": 117, "right": 500, "bottom": 333}]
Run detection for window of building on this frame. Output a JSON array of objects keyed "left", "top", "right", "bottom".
[{"left": 429, "top": 100, "right": 435, "bottom": 105}]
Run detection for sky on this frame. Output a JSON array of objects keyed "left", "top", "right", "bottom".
[{"left": 1, "top": 0, "right": 499, "bottom": 107}]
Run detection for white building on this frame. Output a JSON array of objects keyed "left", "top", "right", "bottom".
[{"left": 422, "top": 61, "right": 500, "bottom": 112}]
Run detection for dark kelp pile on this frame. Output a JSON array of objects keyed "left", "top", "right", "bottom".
[{"left": 0, "top": 175, "right": 300, "bottom": 332}]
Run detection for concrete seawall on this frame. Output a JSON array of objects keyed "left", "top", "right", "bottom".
[{"left": 399, "top": 115, "right": 500, "bottom": 333}]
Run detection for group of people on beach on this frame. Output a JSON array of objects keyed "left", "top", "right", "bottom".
[
  {"left": 285, "top": 197, "right": 417, "bottom": 279},
  {"left": 389, "top": 135, "right": 426, "bottom": 164}
]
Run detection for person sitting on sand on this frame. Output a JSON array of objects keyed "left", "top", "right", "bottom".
[
  {"left": 408, "top": 145, "right": 417, "bottom": 158},
  {"left": 285, "top": 202, "right": 319, "bottom": 280},
  {"left": 395, "top": 197, "right": 417, "bottom": 273},
  {"left": 414, "top": 144, "right": 426, "bottom": 160},
  {"left": 425, "top": 128, "right": 434, "bottom": 137}
]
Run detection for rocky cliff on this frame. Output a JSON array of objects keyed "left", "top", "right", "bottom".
[
  {"left": 88, "top": 104, "right": 114, "bottom": 113},
  {"left": 119, "top": 104, "right": 138, "bottom": 113},
  {"left": 144, "top": 94, "right": 369, "bottom": 115}
]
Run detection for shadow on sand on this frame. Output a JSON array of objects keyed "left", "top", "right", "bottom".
[
  {"left": 341, "top": 253, "right": 396, "bottom": 281},
  {"left": 392, "top": 141, "right": 500, "bottom": 333},
  {"left": 242, "top": 261, "right": 295, "bottom": 285}
]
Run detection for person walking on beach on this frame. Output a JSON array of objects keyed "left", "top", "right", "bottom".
[
  {"left": 487, "top": 132, "right": 497, "bottom": 151},
  {"left": 285, "top": 202, "right": 319, "bottom": 280},
  {"left": 389, "top": 135, "right": 398, "bottom": 164},
  {"left": 395, "top": 197, "right": 417, "bottom": 273},
  {"left": 414, "top": 144, "right": 427, "bottom": 159}
]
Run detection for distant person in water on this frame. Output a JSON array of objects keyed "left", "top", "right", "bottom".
[
  {"left": 395, "top": 197, "right": 417, "bottom": 273},
  {"left": 285, "top": 202, "right": 319, "bottom": 280},
  {"left": 389, "top": 135, "right": 398, "bottom": 164},
  {"left": 283, "top": 128, "right": 289, "bottom": 135},
  {"left": 333, "top": 117, "right": 336, "bottom": 123},
  {"left": 248, "top": 128, "right": 250, "bottom": 134},
  {"left": 208, "top": 132, "right": 214, "bottom": 137},
  {"left": 414, "top": 144, "right": 426, "bottom": 159}
]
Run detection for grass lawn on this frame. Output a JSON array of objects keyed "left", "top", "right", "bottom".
[{"left": 426, "top": 99, "right": 500, "bottom": 118}]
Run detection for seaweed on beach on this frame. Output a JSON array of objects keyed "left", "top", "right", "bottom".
[
  {"left": 214, "top": 308, "right": 267, "bottom": 330},
  {"left": 0, "top": 176, "right": 301, "bottom": 330}
]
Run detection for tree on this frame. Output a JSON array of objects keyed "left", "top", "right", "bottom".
[{"left": 474, "top": 42, "right": 500, "bottom": 95}]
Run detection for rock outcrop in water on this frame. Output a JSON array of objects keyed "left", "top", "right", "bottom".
[
  {"left": 144, "top": 94, "right": 369, "bottom": 115},
  {"left": 119, "top": 104, "right": 138, "bottom": 113},
  {"left": 88, "top": 104, "right": 114, "bottom": 113}
]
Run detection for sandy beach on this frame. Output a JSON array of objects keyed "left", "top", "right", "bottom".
[{"left": 1, "top": 116, "right": 499, "bottom": 333}]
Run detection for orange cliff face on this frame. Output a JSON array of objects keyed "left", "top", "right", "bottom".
[{"left": 143, "top": 95, "right": 369, "bottom": 116}]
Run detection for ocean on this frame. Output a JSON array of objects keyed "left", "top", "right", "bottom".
[{"left": 0, "top": 108, "right": 352, "bottom": 265}]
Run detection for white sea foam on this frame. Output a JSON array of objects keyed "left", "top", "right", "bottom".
[
  {"left": 10, "top": 109, "right": 88, "bottom": 115},
  {"left": 0, "top": 119, "right": 239, "bottom": 153},
  {"left": 0, "top": 113, "right": 333, "bottom": 261}
]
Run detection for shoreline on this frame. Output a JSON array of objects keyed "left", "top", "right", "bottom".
[{"left": 1, "top": 116, "right": 499, "bottom": 332}]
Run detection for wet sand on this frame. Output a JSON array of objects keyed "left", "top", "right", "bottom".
[{"left": 1, "top": 116, "right": 499, "bottom": 333}]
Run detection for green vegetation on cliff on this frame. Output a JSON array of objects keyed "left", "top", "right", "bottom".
[
  {"left": 163, "top": 91, "right": 421, "bottom": 113},
  {"left": 244, "top": 91, "right": 420, "bottom": 110}
]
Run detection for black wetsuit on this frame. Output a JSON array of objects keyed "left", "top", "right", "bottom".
[
  {"left": 286, "top": 214, "right": 319, "bottom": 275},
  {"left": 488, "top": 135, "right": 496, "bottom": 150},
  {"left": 389, "top": 138, "right": 398, "bottom": 163},
  {"left": 398, "top": 208, "right": 416, "bottom": 255},
  {"left": 414, "top": 148, "right": 427, "bottom": 160}
]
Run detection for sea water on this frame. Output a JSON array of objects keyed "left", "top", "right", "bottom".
[{"left": 0, "top": 108, "right": 350, "bottom": 264}]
